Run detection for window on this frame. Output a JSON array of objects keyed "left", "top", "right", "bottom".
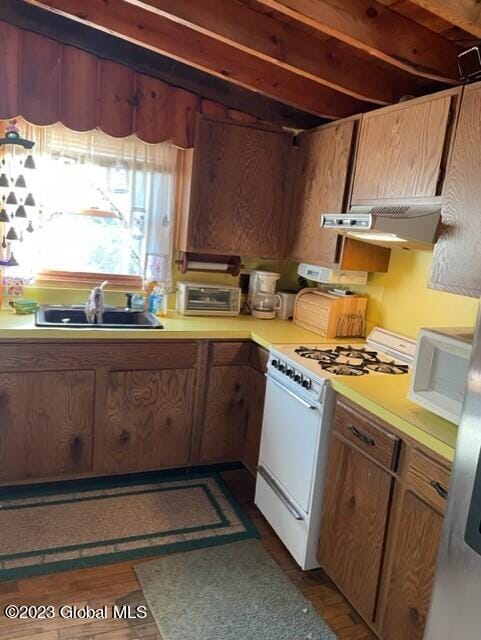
[{"left": 1, "top": 121, "right": 178, "bottom": 288}]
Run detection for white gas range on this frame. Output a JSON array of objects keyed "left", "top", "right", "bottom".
[{"left": 255, "top": 328, "right": 416, "bottom": 570}]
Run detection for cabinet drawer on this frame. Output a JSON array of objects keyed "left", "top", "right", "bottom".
[
  {"left": 210, "top": 341, "right": 251, "bottom": 365},
  {"left": 408, "top": 449, "right": 451, "bottom": 513},
  {"left": 334, "top": 402, "right": 400, "bottom": 470},
  {"left": 250, "top": 343, "right": 269, "bottom": 374}
]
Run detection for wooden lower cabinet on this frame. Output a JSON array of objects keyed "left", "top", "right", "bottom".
[
  {"left": 242, "top": 367, "right": 267, "bottom": 473},
  {"left": 98, "top": 368, "right": 196, "bottom": 473},
  {"left": 380, "top": 490, "right": 444, "bottom": 640},
  {"left": 0, "top": 370, "right": 94, "bottom": 482},
  {"left": 319, "top": 398, "right": 451, "bottom": 640},
  {"left": 199, "top": 364, "right": 250, "bottom": 462},
  {"left": 318, "top": 434, "right": 394, "bottom": 622}
]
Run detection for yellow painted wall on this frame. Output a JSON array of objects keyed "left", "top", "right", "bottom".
[{"left": 352, "top": 249, "right": 479, "bottom": 338}]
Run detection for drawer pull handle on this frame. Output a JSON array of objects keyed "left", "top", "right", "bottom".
[
  {"left": 430, "top": 480, "right": 448, "bottom": 500},
  {"left": 349, "top": 425, "right": 375, "bottom": 447}
]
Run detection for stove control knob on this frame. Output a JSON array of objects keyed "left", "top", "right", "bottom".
[
  {"left": 293, "top": 373, "right": 301, "bottom": 383},
  {"left": 286, "top": 368, "right": 294, "bottom": 377},
  {"left": 302, "top": 378, "right": 312, "bottom": 390},
  {"left": 271, "top": 358, "right": 279, "bottom": 369},
  {"left": 278, "top": 363, "right": 286, "bottom": 373}
]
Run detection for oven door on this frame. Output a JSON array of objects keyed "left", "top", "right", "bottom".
[{"left": 257, "top": 373, "right": 321, "bottom": 513}]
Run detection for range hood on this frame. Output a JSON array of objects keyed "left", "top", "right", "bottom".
[{"left": 321, "top": 202, "right": 442, "bottom": 250}]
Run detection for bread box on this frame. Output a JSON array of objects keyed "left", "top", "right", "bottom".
[{"left": 293, "top": 289, "right": 367, "bottom": 338}]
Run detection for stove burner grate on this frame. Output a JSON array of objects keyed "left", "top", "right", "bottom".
[
  {"left": 321, "top": 364, "right": 368, "bottom": 376},
  {"left": 365, "top": 362, "right": 409, "bottom": 375}
]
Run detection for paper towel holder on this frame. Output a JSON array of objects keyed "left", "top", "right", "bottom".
[{"left": 176, "top": 252, "right": 243, "bottom": 276}]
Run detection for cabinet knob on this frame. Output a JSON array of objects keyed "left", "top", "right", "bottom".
[{"left": 120, "top": 430, "right": 130, "bottom": 442}]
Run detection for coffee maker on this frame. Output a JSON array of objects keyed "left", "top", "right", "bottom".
[{"left": 248, "top": 270, "right": 281, "bottom": 319}]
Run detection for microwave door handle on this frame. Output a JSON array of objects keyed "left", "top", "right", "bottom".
[
  {"left": 266, "top": 374, "right": 318, "bottom": 411},
  {"left": 257, "top": 465, "right": 304, "bottom": 521}
]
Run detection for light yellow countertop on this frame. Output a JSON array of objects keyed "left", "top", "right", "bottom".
[
  {"left": 0, "top": 310, "right": 329, "bottom": 349},
  {"left": 0, "top": 310, "right": 457, "bottom": 462},
  {"left": 331, "top": 375, "right": 457, "bottom": 463}
]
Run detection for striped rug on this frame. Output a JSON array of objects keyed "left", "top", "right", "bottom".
[{"left": 0, "top": 472, "right": 258, "bottom": 581}]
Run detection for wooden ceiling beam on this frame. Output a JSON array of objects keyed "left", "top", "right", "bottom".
[
  {"left": 24, "top": 0, "right": 371, "bottom": 119},
  {"left": 254, "top": 0, "right": 461, "bottom": 83},
  {"left": 409, "top": 0, "right": 481, "bottom": 38},
  {"left": 124, "top": 0, "right": 423, "bottom": 105}
]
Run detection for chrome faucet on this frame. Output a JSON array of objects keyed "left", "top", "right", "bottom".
[{"left": 85, "top": 281, "right": 108, "bottom": 324}]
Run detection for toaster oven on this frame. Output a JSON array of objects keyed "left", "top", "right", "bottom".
[{"left": 176, "top": 282, "right": 241, "bottom": 316}]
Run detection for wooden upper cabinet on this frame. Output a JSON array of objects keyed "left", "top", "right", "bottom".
[
  {"left": 288, "top": 117, "right": 390, "bottom": 271},
  {"left": 289, "top": 118, "right": 355, "bottom": 265},
  {"left": 175, "top": 115, "right": 292, "bottom": 258},
  {"left": 430, "top": 82, "right": 481, "bottom": 298},
  {"left": 351, "top": 89, "right": 460, "bottom": 202}
]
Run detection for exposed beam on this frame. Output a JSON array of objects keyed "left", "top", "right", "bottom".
[
  {"left": 409, "top": 0, "right": 481, "bottom": 38},
  {"left": 0, "top": 0, "right": 324, "bottom": 129},
  {"left": 254, "top": 0, "right": 461, "bottom": 83},
  {"left": 24, "top": 0, "right": 372, "bottom": 119},
  {"left": 125, "top": 0, "right": 424, "bottom": 105}
]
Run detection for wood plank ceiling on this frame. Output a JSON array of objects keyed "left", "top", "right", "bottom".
[{"left": 21, "top": 0, "right": 481, "bottom": 121}]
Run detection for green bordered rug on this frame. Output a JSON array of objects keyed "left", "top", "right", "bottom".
[{"left": 0, "top": 472, "right": 258, "bottom": 581}]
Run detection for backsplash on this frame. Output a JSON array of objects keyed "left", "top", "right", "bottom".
[{"left": 352, "top": 249, "right": 479, "bottom": 338}]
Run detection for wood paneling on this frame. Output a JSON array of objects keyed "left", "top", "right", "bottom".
[
  {"left": 200, "top": 364, "right": 250, "bottom": 462},
  {"left": 184, "top": 116, "right": 291, "bottom": 257},
  {"left": 254, "top": 0, "right": 460, "bottom": 82},
  {"left": 19, "top": 29, "right": 60, "bottom": 125},
  {"left": 60, "top": 44, "right": 98, "bottom": 132},
  {"left": 98, "top": 60, "right": 136, "bottom": 138},
  {"left": 135, "top": 73, "right": 171, "bottom": 144},
  {"left": 98, "top": 368, "right": 195, "bottom": 473},
  {"left": 0, "top": 370, "right": 94, "bottom": 482},
  {"left": 0, "top": 21, "right": 19, "bottom": 119},
  {"left": 210, "top": 341, "right": 251, "bottom": 365},
  {"left": 334, "top": 401, "right": 400, "bottom": 470},
  {"left": 289, "top": 119, "right": 355, "bottom": 266},
  {"left": 339, "top": 237, "right": 390, "bottom": 272},
  {"left": 430, "top": 81, "right": 481, "bottom": 297},
  {"left": 169, "top": 87, "right": 200, "bottom": 149},
  {"left": 407, "top": 448, "right": 450, "bottom": 513},
  {"left": 380, "top": 489, "right": 444, "bottom": 640},
  {"left": 201, "top": 98, "right": 228, "bottom": 119},
  {"left": 409, "top": 0, "right": 481, "bottom": 37},
  {"left": 242, "top": 367, "right": 266, "bottom": 474},
  {"left": 318, "top": 435, "right": 394, "bottom": 622},
  {"left": 352, "top": 92, "right": 455, "bottom": 201}
]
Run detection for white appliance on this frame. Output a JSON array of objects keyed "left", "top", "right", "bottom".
[
  {"left": 409, "top": 327, "right": 473, "bottom": 424},
  {"left": 276, "top": 291, "right": 297, "bottom": 320},
  {"left": 176, "top": 282, "right": 241, "bottom": 316},
  {"left": 320, "top": 201, "right": 441, "bottom": 250},
  {"left": 255, "top": 328, "right": 415, "bottom": 570},
  {"left": 248, "top": 270, "right": 281, "bottom": 319},
  {"left": 297, "top": 263, "right": 368, "bottom": 285}
]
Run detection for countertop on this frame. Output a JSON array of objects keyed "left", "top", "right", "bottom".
[{"left": 0, "top": 310, "right": 457, "bottom": 462}]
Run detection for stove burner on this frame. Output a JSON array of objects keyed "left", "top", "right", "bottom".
[
  {"left": 366, "top": 362, "right": 409, "bottom": 375},
  {"left": 294, "top": 347, "right": 335, "bottom": 363},
  {"left": 333, "top": 346, "right": 379, "bottom": 362},
  {"left": 322, "top": 364, "right": 368, "bottom": 376}
]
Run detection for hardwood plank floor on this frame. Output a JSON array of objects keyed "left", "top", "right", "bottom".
[{"left": 0, "top": 469, "right": 376, "bottom": 640}]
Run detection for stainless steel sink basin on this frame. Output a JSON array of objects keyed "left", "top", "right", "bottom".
[{"left": 35, "top": 305, "right": 163, "bottom": 329}]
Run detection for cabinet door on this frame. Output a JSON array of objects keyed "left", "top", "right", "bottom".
[
  {"left": 99, "top": 369, "right": 195, "bottom": 473},
  {"left": 242, "top": 367, "right": 266, "bottom": 474},
  {"left": 381, "top": 490, "right": 443, "bottom": 640},
  {"left": 352, "top": 92, "right": 454, "bottom": 201},
  {"left": 318, "top": 435, "right": 393, "bottom": 622},
  {"left": 200, "top": 365, "right": 249, "bottom": 462},
  {"left": 289, "top": 119, "right": 355, "bottom": 266},
  {"left": 430, "top": 82, "right": 481, "bottom": 297},
  {"left": 187, "top": 117, "right": 291, "bottom": 257},
  {"left": 0, "top": 370, "right": 94, "bottom": 482}
]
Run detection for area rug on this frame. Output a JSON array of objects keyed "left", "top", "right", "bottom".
[
  {"left": 136, "top": 539, "right": 337, "bottom": 640},
  {"left": 0, "top": 472, "right": 258, "bottom": 581}
]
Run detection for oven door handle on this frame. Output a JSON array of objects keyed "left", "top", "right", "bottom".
[
  {"left": 257, "top": 465, "right": 305, "bottom": 521},
  {"left": 266, "top": 374, "right": 319, "bottom": 411}
]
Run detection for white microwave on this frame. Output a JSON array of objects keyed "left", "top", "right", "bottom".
[
  {"left": 409, "top": 327, "right": 473, "bottom": 424},
  {"left": 176, "top": 282, "right": 241, "bottom": 316}
]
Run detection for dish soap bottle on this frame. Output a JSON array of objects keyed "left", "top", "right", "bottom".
[{"left": 149, "top": 284, "right": 168, "bottom": 317}]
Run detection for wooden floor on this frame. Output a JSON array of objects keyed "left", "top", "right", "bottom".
[{"left": 0, "top": 469, "right": 376, "bottom": 640}]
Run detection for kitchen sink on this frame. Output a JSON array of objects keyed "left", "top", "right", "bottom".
[{"left": 35, "top": 305, "right": 163, "bottom": 329}]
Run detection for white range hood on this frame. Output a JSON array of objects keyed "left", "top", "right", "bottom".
[{"left": 321, "top": 201, "right": 441, "bottom": 250}]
